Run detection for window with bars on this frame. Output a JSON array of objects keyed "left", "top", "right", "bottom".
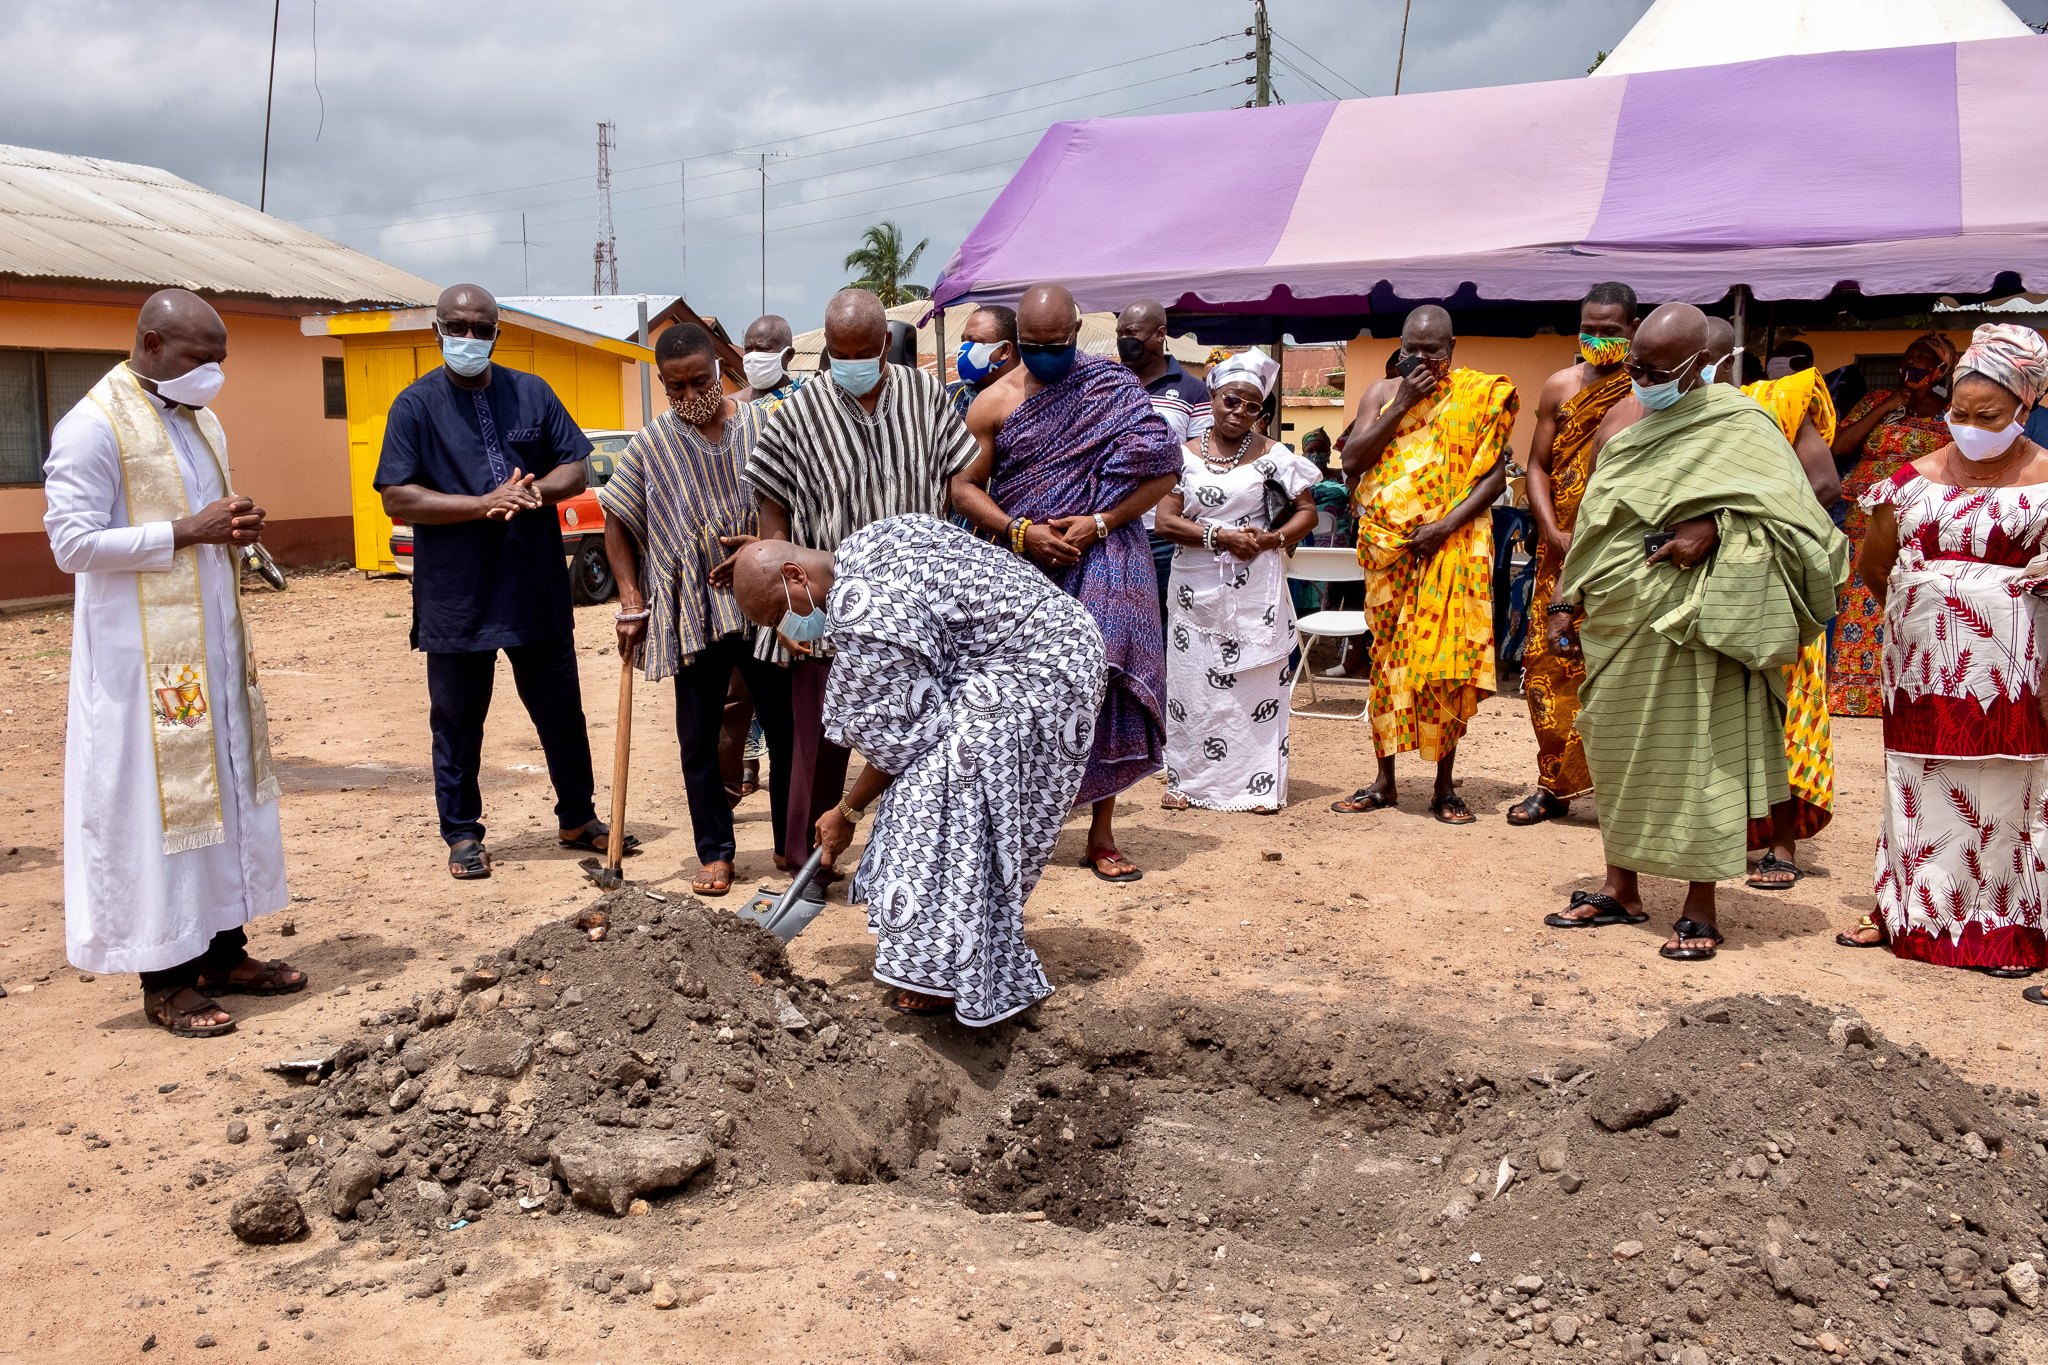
[{"left": 0, "top": 349, "right": 127, "bottom": 485}]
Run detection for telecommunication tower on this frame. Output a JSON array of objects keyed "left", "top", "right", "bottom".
[{"left": 592, "top": 122, "right": 619, "bottom": 295}]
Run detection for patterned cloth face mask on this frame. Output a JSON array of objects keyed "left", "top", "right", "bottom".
[
  {"left": 1579, "top": 334, "right": 1628, "bottom": 366},
  {"left": 670, "top": 359, "right": 723, "bottom": 426}
]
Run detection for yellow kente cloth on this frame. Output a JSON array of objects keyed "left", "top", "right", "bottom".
[
  {"left": 1354, "top": 367, "right": 1519, "bottom": 760},
  {"left": 1742, "top": 368, "right": 1839, "bottom": 849},
  {"left": 89, "top": 364, "right": 279, "bottom": 854},
  {"left": 1523, "top": 366, "right": 1631, "bottom": 798}
]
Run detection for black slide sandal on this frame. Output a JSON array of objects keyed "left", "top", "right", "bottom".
[
  {"left": 1746, "top": 854, "right": 1801, "bottom": 890},
  {"left": 1659, "top": 918, "right": 1724, "bottom": 961}
]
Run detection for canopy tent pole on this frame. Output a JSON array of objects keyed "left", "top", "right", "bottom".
[
  {"left": 1731, "top": 285, "right": 1748, "bottom": 388},
  {"left": 637, "top": 298, "right": 651, "bottom": 424},
  {"left": 933, "top": 304, "right": 947, "bottom": 389}
]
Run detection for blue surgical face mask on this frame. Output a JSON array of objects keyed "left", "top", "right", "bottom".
[
  {"left": 440, "top": 333, "right": 493, "bottom": 378},
  {"left": 779, "top": 578, "right": 829, "bottom": 644},
  {"left": 1632, "top": 350, "right": 1704, "bottom": 412},
  {"left": 829, "top": 354, "right": 883, "bottom": 397},
  {"left": 1021, "top": 344, "right": 1077, "bottom": 384},
  {"left": 1699, "top": 361, "right": 1719, "bottom": 385},
  {"left": 956, "top": 340, "right": 1008, "bottom": 386}
]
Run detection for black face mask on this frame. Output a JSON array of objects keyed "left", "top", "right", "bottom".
[{"left": 1116, "top": 335, "right": 1149, "bottom": 366}]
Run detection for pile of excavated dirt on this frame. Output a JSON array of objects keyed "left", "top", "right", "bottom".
[{"left": 235, "top": 886, "right": 2048, "bottom": 1363}]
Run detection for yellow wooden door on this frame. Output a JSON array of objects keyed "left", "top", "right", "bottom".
[{"left": 346, "top": 345, "right": 425, "bottom": 571}]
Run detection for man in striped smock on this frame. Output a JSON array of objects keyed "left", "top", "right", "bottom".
[
  {"left": 603, "top": 322, "right": 793, "bottom": 899},
  {"left": 733, "top": 288, "right": 979, "bottom": 880}
]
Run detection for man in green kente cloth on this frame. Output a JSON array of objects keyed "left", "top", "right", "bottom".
[{"left": 1540, "top": 303, "right": 1848, "bottom": 963}]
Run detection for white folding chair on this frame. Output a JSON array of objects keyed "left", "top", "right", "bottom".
[{"left": 1283, "top": 545, "right": 1369, "bottom": 718}]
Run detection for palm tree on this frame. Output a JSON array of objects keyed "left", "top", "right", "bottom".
[{"left": 843, "top": 221, "right": 930, "bottom": 306}]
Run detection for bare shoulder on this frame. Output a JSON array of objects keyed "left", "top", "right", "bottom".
[
  {"left": 1540, "top": 362, "right": 1593, "bottom": 411},
  {"left": 966, "top": 371, "right": 1027, "bottom": 438},
  {"left": 1589, "top": 396, "right": 1647, "bottom": 458},
  {"left": 1359, "top": 376, "right": 1399, "bottom": 415}
]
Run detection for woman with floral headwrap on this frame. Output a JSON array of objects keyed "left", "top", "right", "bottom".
[
  {"left": 1832, "top": 324, "right": 2048, "bottom": 987},
  {"left": 1829, "top": 331, "right": 1963, "bottom": 714}
]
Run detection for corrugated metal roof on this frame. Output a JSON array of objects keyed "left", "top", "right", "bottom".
[
  {"left": 499, "top": 295, "right": 685, "bottom": 342},
  {"left": 789, "top": 300, "right": 1210, "bottom": 373},
  {"left": 0, "top": 143, "right": 440, "bottom": 307}
]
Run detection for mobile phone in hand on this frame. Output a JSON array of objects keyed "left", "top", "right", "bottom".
[
  {"left": 1643, "top": 530, "right": 1676, "bottom": 560},
  {"left": 1394, "top": 352, "right": 1424, "bottom": 378}
]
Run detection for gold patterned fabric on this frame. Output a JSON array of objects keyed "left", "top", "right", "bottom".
[
  {"left": 87, "top": 364, "right": 278, "bottom": 854},
  {"left": 1353, "top": 368, "right": 1519, "bottom": 760},
  {"left": 1741, "top": 370, "right": 1838, "bottom": 850},
  {"left": 1522, "top": 366, "right": 1631, "bottom": 798}
]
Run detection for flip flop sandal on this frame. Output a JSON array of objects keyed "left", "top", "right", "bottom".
[
  {"left": 1430, "top": 795, "right": 1477, "bottom": 826},
  {"left": 1544, "top": 890, "right": 1648, "bottom": 929},
  {"left": 1659, "top": 918, "right": 1725, "bottom": 962},
  {"left": 2024, "top": 985, "right": 2048, "bottom": 1006},
  {"left": 1834, "top": 915, "right": 1889, "bottom": 948},
  {"left": 558, "top": 822, "right": 642, "bottom": 857},
  {"left": 448, "top": 841, "right": 491, "bottom": 880},
  {"left": 692, "top": 864, "right": 734, "bottom": 898},
  {"left": 1080, "top": 849, "right": 1143, "bottom": 884},
  {"left": 1505, "top": 791, "right": 1571, "bottom": 827},
  {"left": 887, "top": 989, "right": 954, "bottom": 1017},
  {"left": 572, "top": 909, "right": 611, "bottom": 942},
  {"left": 1330, "top": 788, "right": 1396, "bottom": 814},
  {"left": 144, "top": 986, "right": 235, "bottom": 1039},
  {"left": 198, "top": 957, "right": 307, "bottom": 997},
  {"left": 1975, "top": 965, "right": 2039, "bottom": 979},
  {"left": 1746, "top": 854, "right": 1801, "bottom": 890}
]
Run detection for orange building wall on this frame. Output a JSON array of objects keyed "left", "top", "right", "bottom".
[{"left": 0, "top": 299, "right": 351, "bottom": 596}]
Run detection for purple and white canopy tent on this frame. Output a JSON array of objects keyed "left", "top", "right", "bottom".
[{"left": 930, "top": 34, "right": 2047, "bottom": 340}]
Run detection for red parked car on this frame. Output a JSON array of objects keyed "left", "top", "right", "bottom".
[{"left": 387, "top": 429, "right": 629, "bottom": 605}]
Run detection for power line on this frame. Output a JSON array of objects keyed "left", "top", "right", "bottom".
[
  {"left": 1272, "top": 30, "right": 1370, "bottom": 98},
  {"left": 287, "top": 35, "right": 1238, "bottom": 227},
  {"left": 1271, "top": 53, "right": 1341, "bottom": 103}
]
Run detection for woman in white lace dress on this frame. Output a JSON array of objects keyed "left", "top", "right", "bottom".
[{"left": 1150, "top": 351, "right": 1319, "bottom": 812}]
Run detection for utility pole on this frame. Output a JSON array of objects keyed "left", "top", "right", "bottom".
[
  {"left": 520, "top": 214, "right": 530, "bottom": 294},
  {"left": 259, "top": 0, "right": 280, "bottom": 211},
  {"left": 1252, "top": 0, "right": 1271, "bottom": 107},
  {"left": 1395, "top": 0, "right": 1413, "bottom": 95},
  {"left": 679, "top": 161, "right": 687, "bottom": 299},
  {"left": 593, "top": 122, "right": 618, "bottom": 296},
  {"left": 759, "top": 154, "right": 768, "bottom": 317}
]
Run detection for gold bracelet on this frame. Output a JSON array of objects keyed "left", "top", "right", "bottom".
[{"left": 835, "top": 800, "right": 865, "bottom": 823}]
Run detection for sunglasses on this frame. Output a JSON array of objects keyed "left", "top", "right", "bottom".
[
  {"left": 437, "top": 319, "right": 500, "bottom": 341},
  {"left": 1215, "top": 393, "right": 1263, "bottom": 413},
  {"left": 1017, "top": 342, "right": 1074, "bottom": 356}
]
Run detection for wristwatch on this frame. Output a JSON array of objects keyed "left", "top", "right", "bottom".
[
  {"left": 835, "top": 800, "right": 865, "bottom": 824},
  {"left": 1093, "top": 513, "right": 1108, "bottom": 542}
]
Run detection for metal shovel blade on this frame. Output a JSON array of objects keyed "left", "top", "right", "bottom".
[
  {"left": 736, "top": 846, "right": 829, "bottom": 943},
  {"left": 579, "top": 856, "right": 624, "bottom": 891}
]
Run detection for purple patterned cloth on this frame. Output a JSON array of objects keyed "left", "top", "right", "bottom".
[{"left": 991, "top": 352, "right": 1181, "bottom": 805}]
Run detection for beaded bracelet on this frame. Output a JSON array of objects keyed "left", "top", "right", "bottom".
[
  {"left": 1010, "top": 517, "right": 1033, "bottom": 554},
  {"left": 615, "top": 609, "right": 651, "bottom": 623},
  {"left": 1202, "top": 524, "right": 1217, "bottom": 553},
  {"left": 1543, "top": 604, "right": 1576, "bottom": 616}
]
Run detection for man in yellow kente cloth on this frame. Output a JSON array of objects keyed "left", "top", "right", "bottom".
[
  {"left": 1507, "top": 282, "right": 1639, "bottom": 828},
  {"left": 1706, "top": 318, "right": 1843, "bottom": 890},
  {"left": 1331, "top": 305, "right": 1518, "bottom": 824}
]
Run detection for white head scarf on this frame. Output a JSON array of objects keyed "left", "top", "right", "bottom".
[{"left": 1207, "top": 349, "right": 1280, "bottom": 399}]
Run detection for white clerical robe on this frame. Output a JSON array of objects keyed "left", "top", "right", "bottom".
[{"left": 44, "top": 389, "right": 287, "bottom": 974}]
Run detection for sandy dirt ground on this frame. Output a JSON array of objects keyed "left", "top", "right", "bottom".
[{"left": 1, "top": 567, "right": 2042, "bottom": 1364}]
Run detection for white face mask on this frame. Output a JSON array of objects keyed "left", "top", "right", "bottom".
[
  {"left": 155, "top": 360, "right": 225, "bottom": 407},
  {"left": 1947, "top": 415, "right": 2027, "bottom": 462},
  {"left": 742, "top": 350, "right": 787, "bottom": 391}
]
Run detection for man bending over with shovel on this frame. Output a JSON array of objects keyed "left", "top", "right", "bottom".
[{"left": 731, "top": 515, "right": 1106, "bottom": 1024}]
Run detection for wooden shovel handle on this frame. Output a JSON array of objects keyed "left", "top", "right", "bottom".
[{"left": 607, "top": 654, "right": 633, "bottom": 873}]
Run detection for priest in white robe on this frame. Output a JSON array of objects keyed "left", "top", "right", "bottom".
[{"left": 43, "top": 289, "right": 302, "bottom": 1038}]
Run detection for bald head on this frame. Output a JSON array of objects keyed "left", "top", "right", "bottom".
[
  {"left": 132, "top": 288, "right": 226, "bottom": 383},
  {"left": 437, "top": 283, "right": 497, "bottom": 321},
  {"left": 1402, "top": 305, "right": 1453, "bottom": 346},
  {"left": 1633, "top": 303, "right": 1710, "bottom": 386},
  {"left": 1118, "top": 299, "right": 1166, "bottom": 330},
  {"left": 731, "top": 540, "right": 837, "bottom": 633},
  {"left": 823, "top": 289, "right": 886, "bottom": 361},
  {"left": 1701, "top": 316, "right": 1738, "bottom": 384},
  {"left": 743, "top": 314, "right": 794, "bottom": 353},
  {"left": 1395, "top": 304, "right": 1455, "bottom": 378},
  {"left": 1018, "top": 283, "right": 1079, "bottom": 346}
]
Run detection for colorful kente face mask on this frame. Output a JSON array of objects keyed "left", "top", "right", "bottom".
[{"left": 1579, "top": 334, "right": 1628, "bottom": 367}]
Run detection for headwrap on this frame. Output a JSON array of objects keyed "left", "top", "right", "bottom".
[
  {"left": 1955, "top": 323, "right": 2048, "bottom": 407},
  {"left": 1910, "top": 329, "right": 1961, "bottom": 376},
  {"left": 1207, "top": 349, "right": 1280, "bottom": 399}
]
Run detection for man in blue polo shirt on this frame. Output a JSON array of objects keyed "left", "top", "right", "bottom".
[
  {"left": 1115, "top": 298, "right": 1211, "bottom": 610},
  {"left": 376, "top": 283, "right": 631, "bottom": 880}
]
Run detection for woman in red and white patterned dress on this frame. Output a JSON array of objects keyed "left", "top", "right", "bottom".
[{"left": 1835, "top": 324, "right": 2048, "bottom": 982}]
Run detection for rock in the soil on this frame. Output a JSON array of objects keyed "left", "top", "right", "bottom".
[
  {"left": 652, "top": 1282, "right": 677, "bottom": 1309},
  {"left": 1676, "top": 1348, "right": 1709, "bottom": 1365},
  {"left": 1587, "top": 1077, "right": 1684, "bottom": 1131},
  {"left": 1612, "top": 1241, "right": 1644, "bottom": 1260},
  {"left": 1828, "top": 1013, "right": 1875, "bottom": 1048},
  {"left": 408, "top": 1275, "right": 445, "bottom": 1299},
  {"left": 545, "top": 1031, "right": 581, "bottom": 1056},
  {"left": 416, "top": 1181, "right": 451, "bottom": 1219},
  {"left": 622, "top": 1270, "right": 653, "bottom": 1295},
  {"left": 195, "top": 1335, "right": 216, "bottom": 1349},
  {"left": 453, "top": 1180, "right": 493, "bottom": 1211},
  {"left": 1557, "top": 1172, "right": 1584, "bottom": 1194},
  {"left": 229, "top": 1172, "right": 306, "bottom": 1244},
  {"left": 1969, "top": 1307, "right": 2003, "bottom": 1335},
  {"left": 549, "top": 1128, "right": 713, "bottom": 1215},
  {"left": 324, "top": 1154, "right": 380, "bottom": 1219},
  {"left": 2003, "top": 1259, "right": 2041, "bottom": 1308},
  {"left": 1550, "top": 1315, "right": 1579, "bottom": 1345},
  {"left": 225, "top": 1121, "right": 248, "bottom": 1145},
  {"left": 773, "top": 991, "right": 809, "bottom": 1031},
  {"left": 1537, "top": 1138, "right": 1568, "bottom": 1173},
  {"left": 456, "top": 1031, "right": 533, "bottom": 1078},
  {"left": 1044, "top": 1337, "right": 1064, "bottom": 1354}
]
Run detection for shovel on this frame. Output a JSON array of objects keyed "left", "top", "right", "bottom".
[
  {"left": 581, "top": 651, "right": 636, "bottom": 893},
  {"left": 736, "top": 844, "right": 831, "bottom": 943}
]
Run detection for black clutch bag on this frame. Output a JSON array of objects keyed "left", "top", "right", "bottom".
[{"left": 1261, "top": 479, "right": 1293, "bottom": 531}]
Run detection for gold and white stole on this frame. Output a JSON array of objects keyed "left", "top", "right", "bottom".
[{"left": 88, "top": 363, "right": 280, "bottom": 854}]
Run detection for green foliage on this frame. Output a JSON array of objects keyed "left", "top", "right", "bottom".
[{"left": 843, "top": 221, "right": 931, "bottom": 306}]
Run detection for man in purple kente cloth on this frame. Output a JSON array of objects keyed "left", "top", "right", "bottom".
[{"left": 955, "top": 283, "right": 1181, "bottom": 884}]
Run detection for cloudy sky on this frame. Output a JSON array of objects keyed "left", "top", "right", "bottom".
[{"left": 8, "top": 0, "right": 2045, "bottom": 333}]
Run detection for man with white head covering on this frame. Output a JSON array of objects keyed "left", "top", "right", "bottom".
[
  {"left": 1150, "top": 348, "right": 1320, "bottom": 811},
  {"left": 43, "top": 288, "right": 303, "bottom": 1038},
  {"left": 953, "top": 284, "right": 1181, "bottom": 884}
]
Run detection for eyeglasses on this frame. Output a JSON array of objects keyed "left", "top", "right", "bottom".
[
  {"left": 437, "top": 319, "right": 499, "bottom": 341},
  {"left": 1622, "top": 350, "right": 1703, "bottom": 385},
  {"left": 1215, "top": 393, "right": 1262, "bottom": 413}
]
